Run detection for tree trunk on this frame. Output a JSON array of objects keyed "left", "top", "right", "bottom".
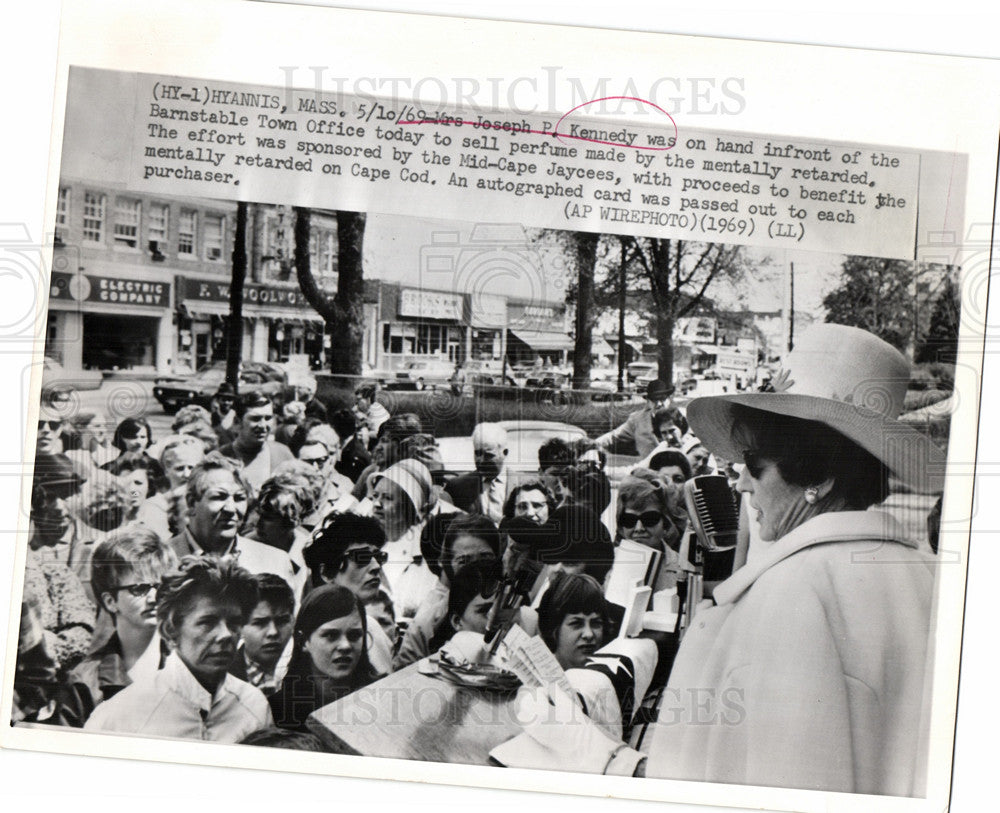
[
  {"left": 225, "top": 201, "right": 248, "bottom": 390},
  {"left": 293, "top": 208, "right": 367, "bottom": 376},
  {"left": 655, "top": 309, "right": 675, "bottom": 389},
  {"left": 329, "top": 211, "right": 366, "bottom": 375},
  {"left": 571, "top": 232, "right": 599, "bottom": 390}
]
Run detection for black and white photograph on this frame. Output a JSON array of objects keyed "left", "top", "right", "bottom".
[{"left": 2, "top": 2, "right": 999, "bottom": 813}]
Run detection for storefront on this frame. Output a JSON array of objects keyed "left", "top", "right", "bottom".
[
  {"left": 47, "top": 269, "right": 172, "bottom": 372},
  {"left": 505, "top": 302, "right": 572, "bottom": 366},
  {"left": 376, "top": 285, "right": 466, "bottom": 372},
  {"left": 467, "top": 292, "right": 507, "bottom": 362},
  {"left": 176, "top": 277, "right": 325, "bottom": 370}
]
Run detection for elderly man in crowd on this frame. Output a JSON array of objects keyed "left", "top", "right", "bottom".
[
  {"left": 168, "top": 453, "right": 297, "bottom": 591},
  {"left": 594, "top": 379, "right": 674, "bottom": 458},
  {"left": 85, "top": 555, "right": 272, "bottom": 741},
  {"left": 218, "top": 392, "right": 294, "bottom": 492},
  {"left": 443, "top": 423, "right": 513, "bottom": 524}
]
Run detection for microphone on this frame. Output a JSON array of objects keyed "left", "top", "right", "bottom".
[{"left": 683, "top": 475, "right": 739, "bottom": 554}]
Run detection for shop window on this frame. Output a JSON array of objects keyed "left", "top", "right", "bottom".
[
  {"left": 205, "top": 214, "right": 225, "bottom": 261},
  {"left": 82, "top": 191, "right": 106, "bottom": 245},
  {"left": 309, "top": 226, "right": 338, "bottom": 290},
  {"left": 55, "top": 188, "right": 69, "bottom": 244},
  {"left": 113, "top": 197, "right": 141, "bottom": 249},
  {"left": 148, "top": 203, "right": 169, "bottom": 253},
  {"left": 178, "top": 209, "right": 197, "bottom": 257}
]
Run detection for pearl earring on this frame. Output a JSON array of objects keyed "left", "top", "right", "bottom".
[{"left": 804, "top": 487, "right": 819, "bottom": 504}]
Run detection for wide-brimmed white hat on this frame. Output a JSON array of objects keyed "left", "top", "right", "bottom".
[{"left": 686, "top": 324, "right": 946, "bottom": 493}]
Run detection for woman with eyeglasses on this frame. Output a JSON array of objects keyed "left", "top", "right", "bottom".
[
  {"left": 268, "top": 584, "right": 382, "bottom": 731},
  {"left": 303, "top": 512, "right": 396, "bottom": 673},
  {"left": 59, "top": 527, "right": 177, "bottom": 726}
]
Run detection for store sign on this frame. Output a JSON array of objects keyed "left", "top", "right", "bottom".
[
  {"left": 50, "top": 271, "right": 170, "bottom": 307},
  {"left": 507, "top": 302, "right": 564, "bottom": 331},
  {"left": 179, "top": 277, "right": 308, "bottom": 309},
  {"left": 398, "top": 288, "right": 463, "bottom": 320},
  {"left": 715, "top": 347, "right": 756, "bottom": 375}
]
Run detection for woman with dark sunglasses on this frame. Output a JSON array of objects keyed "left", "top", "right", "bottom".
[
  {"left": 608, "top": 472, "right": 682, "bottom": 595},
  {"left": 268, "top": 584, "right": 382, "bottom": 731}
]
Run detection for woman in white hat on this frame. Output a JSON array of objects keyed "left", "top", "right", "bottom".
[
  {"left": 370, "top": 458, "right": 441, "bottom": 624},
  {"left": 495, "top": 324, "right": 945, "bottom": 797}
]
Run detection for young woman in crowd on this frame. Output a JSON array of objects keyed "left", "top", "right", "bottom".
[
  {"left": 536, "top": 571, "right": 608, "bottom": 671},
  {"left": 268, "top": 584, "right": 382, "bottom": 731},
  {"left": 424, "top": 558, "right": 503, "bottom": 657}
]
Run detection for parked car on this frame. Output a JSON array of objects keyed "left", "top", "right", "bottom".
[
  {"left": 40, "top": 356, "right": 104, "bottom": 406},
  {"left": 626, "top": 361, "right": 658, "bottom": 389},
  {"left": 152, "top": 361, "right": 287, "bottom": 414},
  {"left": 391, "top": 359, "right": 458, "bottom": 391},
  {"left": 436, "top": 420, "right": 588, "bottom": 475}
]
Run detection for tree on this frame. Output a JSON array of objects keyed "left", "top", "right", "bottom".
[
  {"left": 293, "top": 207, "right": 367, "bottom": 375},
  {"left": 533, "top": 228, "right": 601, "bottom": 390},
  {"left": 225, "top": 201, "right": 248, "bottom": 389},
  {"left": 916, "top": 273, "right": 960, "bottom": 364},
  {"left": 822, "top": 256, "right": 915, "bottom": 351},
  {"left": 569, "top": 232, "right": 600, "bottom": 389},
  {"left": 626, "top": 238, "right": 749, "bottom": 386}
]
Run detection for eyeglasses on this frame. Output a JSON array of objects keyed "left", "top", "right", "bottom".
[
  {"left": 38, "top": 420, "right": 62, "bottom": 431},
  {"left": 113, "top": 582, "right": 158, "bottom": 597},
  {"left": 300, "top": 455, "right": 330, "bottom": 468},
  {"left": 741, "top": 449, "right": 766, "bottom": 479},
  {"left": 344, "top": 547, "right": 388, "bottom": 567},
  {"left": 619, "top": 511, "right": 664, "bottom": 530}
]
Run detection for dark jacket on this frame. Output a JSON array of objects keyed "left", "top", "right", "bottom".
[{"left": 335, "top": 435, "right": 371, "bottom": 485}]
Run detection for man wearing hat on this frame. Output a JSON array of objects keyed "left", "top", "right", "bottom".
[
  {"left": 29, "top": 453, "right": 95, "bottom": 600},
  {"left": 595, "top": 380, "right": 674, "bottom": 458}
]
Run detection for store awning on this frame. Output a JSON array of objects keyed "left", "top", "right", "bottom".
[
  {"left": 509, "top": 329, "right": 574, "bottom": 351},
  {"left": 275, "top": 313, "right": 326, "bottom": 326},
  {"left": 244, "top": 306, "right": 325, "bottom": 323},
  {"left": 181, "top": 300, "right": 232, "bottom": 318},
  {"left": 696, "top": 344, "right": 720, "bottom": 355}
]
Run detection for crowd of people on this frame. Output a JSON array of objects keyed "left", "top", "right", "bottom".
[
  {"left": 18, "top": 375, "right": 706, "bottom": 736},
  {"left": 14, "top": 324, "right": 945, "bottom": 796}
]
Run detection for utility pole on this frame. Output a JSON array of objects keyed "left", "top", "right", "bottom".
[
  {"left": 617, "top": 238, "right": 627, "bottom": 392},
  {"left": 788, "top": 260, "right": 795, "bottom": 353},
  {"left": 226, "top": 201, "right": 248, "bottom": 390}
]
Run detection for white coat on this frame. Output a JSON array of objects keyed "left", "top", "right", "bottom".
[{"left": 645, "top": 510, "right": 934, "bottom": 795}]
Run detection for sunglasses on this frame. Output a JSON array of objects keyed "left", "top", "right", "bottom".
[
  {"left": 301, "top": 454, "right": 330, "bottom": 468},
  {"left": 113, "top": 582, "right": 157, "bottom": 598},
  {"left": 741, "top": 449, "right": 766, "bottom": 479},
  {"left": 38, "top": 420, "right": 62, "bottom": 431},
  {"left": 619, "top": 511, "right": 664, "bottom": 530},
  {"left": 344, "top": 547, "right": 388, "bottom": 567}
]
